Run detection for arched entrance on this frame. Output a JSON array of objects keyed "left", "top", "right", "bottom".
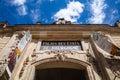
[
  {"left": 35, "top": 68, "right": 87, "bottom": 80},
  {"left": 33, "top": 58, "right": 91, "bottom": 80}
]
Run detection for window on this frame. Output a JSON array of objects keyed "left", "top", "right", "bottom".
[{"left": 40, "top": 41, "right": 82, "bottom": 50}]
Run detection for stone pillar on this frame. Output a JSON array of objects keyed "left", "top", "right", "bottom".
[
  {"left": 22, "top": 65, "right": 35, "bottom": 80},
  {"left": 36, "top": 41, "right": 42, "bottom": 52},
  {"left": 87, "top": 66, "right": 95, "bottom": 80}
]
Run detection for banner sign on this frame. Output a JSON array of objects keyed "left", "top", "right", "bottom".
[
  {"left": 8, "top": 52, "right": 15, "bottom": 72},
  {"left": 17, "top": 31, "right": 30, "bottom": 55},
  {"left": 93, "top": 32, "right": 120, "bottom": 55},
  {"left": 93, "top": 32, "right": 99, "bottom": 41},
  {"left": 6, "top": 31, "right": 30, "bottom": 77},
  {"left": 15, "top": 47, "right": 21, "bottom": 55},
  {"left": 111, "top": 45, "right": 120, "bottom": 55}
]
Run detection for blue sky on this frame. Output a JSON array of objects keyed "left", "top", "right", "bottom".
[{"left": 0, "top": 0, "right": 120, "bottom": 26}]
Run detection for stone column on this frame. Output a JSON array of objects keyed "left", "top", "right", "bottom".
[
  {"left": 23, "top": 65, "right": 35, "bottom": 80},
  {"left": 87, "top": 66, "right": 95, "bottom": 80}
]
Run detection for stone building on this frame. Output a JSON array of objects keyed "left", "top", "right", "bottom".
[{"left": 0, "top": 19, "right": 120, "bottom": 80}]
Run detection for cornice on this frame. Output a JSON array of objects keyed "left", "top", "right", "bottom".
[{"left": 0, "top": 24, "right": 120, "bottom": 34}]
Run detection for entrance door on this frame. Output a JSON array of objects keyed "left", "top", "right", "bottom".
[{"left": 35, "top": 68, "right": 88, "bottom": 80}]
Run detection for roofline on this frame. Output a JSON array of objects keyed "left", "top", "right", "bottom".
[{"left": 14, "top": 23, "right": 110, "bottom": 26}]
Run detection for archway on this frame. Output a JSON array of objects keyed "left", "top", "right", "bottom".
[
  {"left": 33, "top": 58, "right": 91, "bottom": 80},
  {"left": 35, "top": 68, "right": 88, "bottom": 80}
]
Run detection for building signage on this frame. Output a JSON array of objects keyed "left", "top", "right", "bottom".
[{"left": 40, "top": 41, "right": 82, "bottom": 50}]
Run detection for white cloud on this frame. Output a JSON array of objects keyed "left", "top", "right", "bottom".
[
  {"left": 36, "top": 0, "right": 42, "bottom": 5},
  {"left": 12, "top": 0, "right": 26, "bottom": 6},
  {"left": 88, "top": 0, "right": 107, "bottom": 24},
  {"left": 12, "top": 0, "right": 27, "bottom": 16},
  {"left": 112, "top": 9, "right": 118, "bottom": 14},
  {"left": 29, "top": 0, "right": 42, "bottom": 22},
  {"left": 107, "top": 9, "right": 119, "bottom": 25},
  {"left": 53, "top": 1, "right": 84, "bottom": 23},
  {"left": 17, "top": 5, "right": 27, "bottom": 16},
  {"left": 30, "top": 9, "right": 40, "bottom": 22}
]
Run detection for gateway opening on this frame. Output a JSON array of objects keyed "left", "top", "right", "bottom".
[{"left": 34, "top": 68, "right": 88, "bottom": 80}]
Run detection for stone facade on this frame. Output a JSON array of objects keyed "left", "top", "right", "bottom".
[{"left": 0, "top": 21, "right": 120, "bottom": 80}]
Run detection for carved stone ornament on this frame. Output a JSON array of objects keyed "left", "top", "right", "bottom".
[
  {"left": 54, "top": 52, "right": 67, "bottom": 61},
  {"left": 34, "top": 50, "right": 81, "bottom": 61},
  {"left": 39, "top": 50, "right": 80, "bottom": 55}
]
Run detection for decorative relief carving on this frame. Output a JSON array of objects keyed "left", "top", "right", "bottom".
[
  {"left": 0, "top": 56, "right": 9, "bottom": 76},
  {"left": 31, "top": 50, "right": 84, "bottom": 63},
  {"left": 54, "top": 52, "right": 67, "bottom": 61},
  {"left": 39, "top": 50, "right": 81, "bottom": 55},
  {"left": 106, "top": 59, "right": 120, "bottom": 79},
  {"left": 19, "top": 57, "right": 30, "bottom": 78}
]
